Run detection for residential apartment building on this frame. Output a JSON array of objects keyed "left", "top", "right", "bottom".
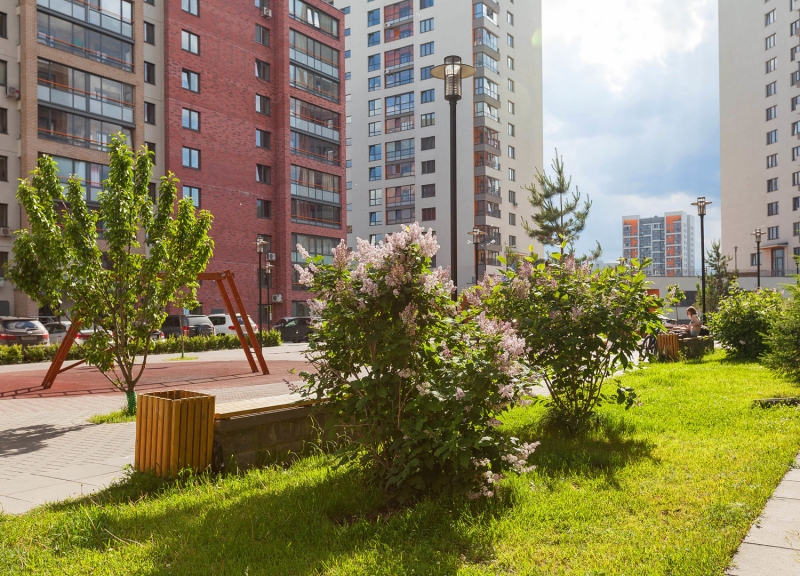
[
  {"left": 719, "top": 0, "right": 800, "bottom": 277},
  {"left": 622, "top": 212, "right": 695, "bottom": 276},
  {"left": 337, "top": 0, "right": 543, "bottom": 287},
  {"left": 1, "top": 0, "right": 346, "bottom": 322}
]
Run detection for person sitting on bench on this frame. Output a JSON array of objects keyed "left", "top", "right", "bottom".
[{"left": 685, "top": 306, "right": 702, "bottom": 338}]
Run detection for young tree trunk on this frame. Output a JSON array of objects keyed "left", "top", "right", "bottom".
[{"left": 125, "top": 387, "right": 137, "bottom": 415}]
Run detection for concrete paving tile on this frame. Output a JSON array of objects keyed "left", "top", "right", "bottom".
[
  {"left": 726, "top": 543, "right": 800, "bottom": 575},
  {"left": 744, "top": 497, "right": 800, "bottom": 549},
  {"left": 11, "top": 480, "right": 97, "bottom": 505},
  {"left": 785, "top": 468, "right": 800, "bottom": 482},
  {"left": 79, "top": 471, "right": 126, "bottom": 488},
  {"left": 101, "top": 455, "right": 134, "bottom": 467},
  {"left": 774, "top": 482, "right": 800, "bottom": 500},
  {"left": 0, "top": 495, "right": 36, "bottom": 515},
  {"left": 0, "top": 473, "right": 64, "bottom": 496},
  {"left": 36, "top": 463, "right": 120, "bottom": 482}
]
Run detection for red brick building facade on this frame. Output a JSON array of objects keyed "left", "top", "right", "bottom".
[{"left": 162, "top": 0, "right": 346, "bottom": 323}]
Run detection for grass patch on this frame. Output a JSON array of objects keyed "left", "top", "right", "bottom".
[
  {"left": 165, "top": 356, "right": 199, "bottom": 362},
  {"left": 87, "top": 408, "right": 136, "bottom": 424},
  {"left": 2, "top": 351, "right": 800, "bottom": 575}
]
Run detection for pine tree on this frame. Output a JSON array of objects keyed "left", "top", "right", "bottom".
[
  {"left": 694, "top": 240, "right": 736, "bottom": 315},
  {"left": 522, "top": 151, "right": 601, "bottom": 259}
]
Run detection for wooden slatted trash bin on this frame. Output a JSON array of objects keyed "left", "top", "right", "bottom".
[
  {"left": 657, "top": 333, "right": 680, "bottom": 361},
  {"left": 135, "top": 391, "right": 215, "bottom": 478}
]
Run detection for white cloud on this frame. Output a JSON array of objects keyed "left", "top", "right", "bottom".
[{"left": 543, "top": 0, "right": 714, "bottom": 92}]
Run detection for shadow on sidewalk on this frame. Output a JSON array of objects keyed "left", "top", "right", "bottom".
[{"left": 0, "top": 424, "right": 88, "bottom": 457}]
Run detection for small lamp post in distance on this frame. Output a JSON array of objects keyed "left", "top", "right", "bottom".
[{"left": 691, "top": 196, "right": 712, "bottom": 319}]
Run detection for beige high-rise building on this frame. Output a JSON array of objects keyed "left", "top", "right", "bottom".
[
  {"left": 720, "top": 0, "right": 800, "bottom": 277},
  {"left": 336, "top": 0, "right": 543, "bottom": 287}
]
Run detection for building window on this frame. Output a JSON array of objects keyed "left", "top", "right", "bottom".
[
  {"left": 768, "top": 225, "right": 779, "bottom": 240},
  {"left": 509, "top": 212, "right": 516, "bottom": 226},
  {"left": 182, "top": 147, "right": 200, "bottom": 169},
  {"left": 369, "top": 121, "right": 382, "bottom": 136},
  {"left": 767, "top": 129, "right": 778, "bottom": 144},
  {"left": 369, "top": 188, "right": 383, "bottom": 205},
  {"left": 766, "top": 57, "right": 777, "bottom": 73},
  {"left": 369, "top": 98, "right": 382, "bottom": 116},
  {"left": 509, "top": 189, "right": 516, "bottom": 204},
  {"left": 421, "top": 112, "right": 435, "bottom": 127},
  {"left": 0, "top": 156, "right": 7, "bottom": 181},
  {"left": 767, "top": 105, "right": 777, "bottom": 120},
  {"left": 368, "top": 54, "right": 381, "bottom": 71},
  {"left": 255, "top": 24, "right": 269, "bottom": 46},
  {"left": 368, "top": 31, "right": 380, "bottom": 46},
  {"left": 182, "top": 108, "right": 200, "bottom": 130},
  {"left": 0, "top": 108, "right": 7, "bottom": 134},
  {"left": 369, "top": 167, "right": 382, "bottom": 181},
  {"left": 386, "top": 69, "right": 414, "bottom": 88},
  {"left": 793, "top": 19, "right": 800, "bottom": 36},
  {"left": 421, "top": 136, "right": 435, "bottom": 150},
  {"left": 766, "top": 10, "right": 776, "bottom": 26},
  {"left": 767, "top": 81, "right": 777, "bottom": 96},
  {"left": 0, "top": 12, "right": 6, "bottom": 38},
  {"left": 386, "top": 92, "right": 414, "bottom": 116},
  {"left": 181, "top": 30, "right": 199, "bottom": 54},
  {"left": 421, "top": 18, "right": 433, "bottom": 32},
  {"left": 507, "top": 33, "right": 514, "bottom": 47},
  {"left": 767, "top": 153, "right": 778, "bottom": 168},
  {"left": 369, "top": 233, "right": 384, "bottom": 244},
  {"left": 507, "top": 56, "right": 515, "bottom": 70},
  {"left": 144, "top": 61, "right": 155, "bottom": 84},
  {"left": 183, "top": 185, "right": 200, "bottom": 207},
  {"left": 795, "top": 223, "right": 800, "bottom": 236},
  {"left": 256, "top": 94, "right": 270, "bottom": 115},
  {"left": 768, "top": 201, "right": 779, "bottom": 216},
  {"left": 256, "top": 129, "right": 271, "bottom": 149},
  {"left": 144, "top": 21, "right": 155, "bottom": 44},
  {"left": 420, "top": 0, "right": 433, "bottom": 8},
  {"left": 256, "top": 164, "right": 271, "bottom": 184},
  {"left": 508, "top": 124, "right": 515, "bottom": 137},
  {"left": 421, "top": 207, "right": 435, "bottom": 221},
  {"left": 369, "top": 76, "right": 381, "bottom": 91},
  {"left": 421, "top": 65, "right": 433, "bottom": 80},
  {"left": 421, "top": 89, "right": 435, "bottom": 103},
  {"left": 508, "top": 11, "right": 514, "bottom": 24},
  {"left": 751, "top": 253, "right": 760, "bottom": 266},
  {"left": 144, "top": 102, "right": 156, "bottom": 125},
  {"left": 182, "top": 69, "right": 199, "bottom": 92},
  {"left": 369, "top": 211, "right": 382, "bottom": 226},
  {"left": 508, "top": 145, "right": 515, "bottom": 159},
  {"left": 768, "top": 177, "right": 778, "bottom": 192},
  {"left": 421, "top": 184, "right": 435, "bottom": 197},
  {"left": 256, "top": 59, "right": 270, "bottom": 81},
  {"left": 257, "top": 199, "right": 271, "bottom": 219},
  {"left": 421, "top": 160, "right": 435, "bottom": 174},
  {"left": 508, "top": 101, "right": 515, "bottom": 114},
  {"left": 369, "top": 144, "right": 382, "bottom": 161},
  {"left": 508, "top": 235, "right": 516, "bottom": 247},
  {"left": 0, "top": 203, "right": 7, "bottom": 226},
  {"left": 509, "top": 168, "right": 516, "bottom": 181},
  {"left": 420, "top": 41, "right": 434, "bottom": 57},
  {"left": 367, "top": 8, "right": 380, "bottom": 26},
  {"left": 182, "top": 0, "right": 198, "bottom": 15},
  {"left": 766, "top": 33, "right": 777, "bottom": 50}
]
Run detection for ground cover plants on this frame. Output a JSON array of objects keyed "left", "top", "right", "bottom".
[{"left": 2, "top": 352, "right": 799, "bottom": 575}]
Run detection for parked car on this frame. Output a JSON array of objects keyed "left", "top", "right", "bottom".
[
  {"left": 149, "top": 329, "right": 165, "bottom": 341},
  {"left": 208, "top": 313, "right": 258, "bottom": 336},
  {"left": 160, "top": 314, "right": 215, "bottom": 338},
  {"left": 275, "top": 316, "right": 314, "bottom": 343},
  {"left": 43, "top": 321, "right": 113, "bottom": 346},
  {"left": 0, "top": 317, "right": 50, "bottom": 347}
]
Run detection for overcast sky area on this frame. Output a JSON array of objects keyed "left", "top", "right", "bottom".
[{"left": 539, "top": 0, "right": 720, "bottom": 266}]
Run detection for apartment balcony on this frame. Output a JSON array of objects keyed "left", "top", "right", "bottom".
[
  {"left": 37, "top": 0, "right": 133, "bottom": 39},
  {"left": 289, "top": 112, "right": 340, "bottom": 143},
  {"left": 38, "top": 82, "right": 134, "bottom": 124},
  {"left": 384, "top": 9, "right": 413, "bottom": 27}
]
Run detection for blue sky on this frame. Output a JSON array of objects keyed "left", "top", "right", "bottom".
[{"left": 539, "top": 0, "right": 720, "bottom": 265}]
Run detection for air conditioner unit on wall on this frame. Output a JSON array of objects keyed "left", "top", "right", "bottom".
[
  {"left": 6, "top": 86, "right": 19, "bottom": 99},
  {"left": 272, "top": 294, "right": 282, "bottom": 303},
  {"left": 266, "top": 252, "right": 276, "bottom": 261},
  {"left": 262, "top": 7, "right": 272, "bottom": 17},
  {"left": 0, "top": 227, "right": 11, "bottom": 237}
]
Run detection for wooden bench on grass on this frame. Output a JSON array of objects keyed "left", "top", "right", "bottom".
[{"left": 213, "top": 392, "right": 325, "bottom": 471}]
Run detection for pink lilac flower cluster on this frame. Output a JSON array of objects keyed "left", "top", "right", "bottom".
[{"left": 502, "top": 441, "right": 540, "bottom": 474}]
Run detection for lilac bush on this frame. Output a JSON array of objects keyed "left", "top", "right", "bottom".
[
  {"left": 479, "top": 253, "right": 664, "bottom": 432},
  {"left": 295, "top": 224, "right": 538, "bottom": 500}
]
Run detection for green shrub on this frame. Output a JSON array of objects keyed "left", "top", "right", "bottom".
[
  {"left": 763, "top": 281, "right": 800, "bottom": 381},
  {"left": 0, "top": 345, "right": 23, "bottom": 365},
  {"left": 480, "top": 252, "right": 664, "bottom": 432},
  {"left": 298, "top": 224, "right": 537, "bottom": 500},
  {"left": 708, "top": 283, "right": 783, "bottom": 359}
]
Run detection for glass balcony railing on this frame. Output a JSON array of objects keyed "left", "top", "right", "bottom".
[
  {"left": 290, "top": 112, "right": 340, "bottom": 142},
  {"left": 38, "top": 82, "right": 134, "bottom": 124},
  {"left": 38, "top": 0, "right": 133, "bottom": 39}
]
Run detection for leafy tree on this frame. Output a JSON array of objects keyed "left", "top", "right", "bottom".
[
  {"left": 666, "top": 284, "right": 686, "bottom": 321},
  {"left": 694, "top": 240, "right": 736, "bottom": 315},
  {"left": 522, "top": 151, "right": 602, "bottom": 260},
  {"left": 7, "top": 135, "right": 213, "bottom": 414}
]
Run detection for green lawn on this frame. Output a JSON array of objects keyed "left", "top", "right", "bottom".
[
  {"left": 2, "top": 352, "right": 800, "bottom": 575},
  {"left": 87, "top": 409, "right": 136, "bottom": 424}
]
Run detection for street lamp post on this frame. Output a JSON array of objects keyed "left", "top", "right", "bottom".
[
  {"left": 264, "top": 261, "right": 273, "bottom": 330},
  {"left": 255, "top": 239, "right": 269, "bottom": 347},
  {"left": 734, "top": 246, "right": 738, "bottom": 273},
  {"left": 468, "top": 227, "right": 485, "bottom": 284},
  {"left": 691, "top": 197, "right": 712, "bottom": 319},
  {"left": 752, "top": 228, "right": 764, "bottom": 288},
  {"left": 431, "top": 56, "right": 475, "bottom": 295}
]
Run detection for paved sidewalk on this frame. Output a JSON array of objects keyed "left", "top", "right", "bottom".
[{"left": 726, "top": 453, "right": 800, "bottom": 575}]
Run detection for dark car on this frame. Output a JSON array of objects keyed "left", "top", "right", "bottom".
[
  {"left": 160, "top": 314, "right": 215, "bottom": 338},
  {"left": 275, "top": 316, "right": 314, "bottom": 343},
  {"left": 0, "top": 317, "right": 50, "bottom": 347}
]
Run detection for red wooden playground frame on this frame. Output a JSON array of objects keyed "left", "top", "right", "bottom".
[{"left": 41, "top": 270, "right": 269, "bottom": 389}]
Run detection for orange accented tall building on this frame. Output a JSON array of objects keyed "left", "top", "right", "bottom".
[{"left": 622, "top": 212, "right": 696, "bottom": 276}]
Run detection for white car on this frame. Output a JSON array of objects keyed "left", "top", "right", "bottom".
[
  {"left": 43, "top": 321, "right": 113, "bottom": 346},
  {"left": 208, "top": 314, "right": 258, "bottom": 336}
]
